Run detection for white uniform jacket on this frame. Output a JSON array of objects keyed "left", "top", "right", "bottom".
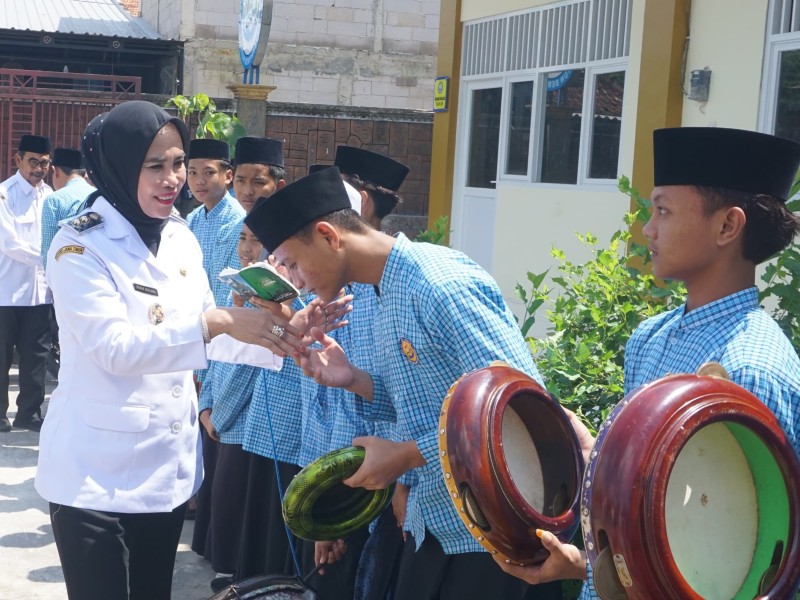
[
  {"left": 35, "top": 197, "right": 213, "bottom": 513},
  {"left": 0, "top": 171, "right": 52, "bottom": 305}
]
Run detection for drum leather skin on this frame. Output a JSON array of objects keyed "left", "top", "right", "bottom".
[
  {"left": 282, "top": 446, "right": 395, "bottom": 541},
  {"left": 439, "top": 363, "right": 585, "bottom": 565},
  {"left": 582, "top": 373, "right": 800, "bottom": 600}
]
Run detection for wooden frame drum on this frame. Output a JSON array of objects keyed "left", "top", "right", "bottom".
[
  {"left": 582, "top": 372, "right": 800, "bottom": 599},
  {"left": 438, "top": 363, "right": 584, "bottom": 565}
]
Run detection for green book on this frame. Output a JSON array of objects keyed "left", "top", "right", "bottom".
[{"left": 217, "top": 261, "right": 300, "bottom": 303}]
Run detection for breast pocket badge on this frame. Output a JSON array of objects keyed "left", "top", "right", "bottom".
[{"left": 149, "top": 302, "right": 165, "bottom": 325}]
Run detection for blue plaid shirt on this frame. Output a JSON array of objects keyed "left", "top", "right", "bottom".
[
  {"left": 366, "top": 234, "right": 542, "bottom": 554},
  {"left": 209, "top": 215, "right": 246, "bottom": 307},
  {"left": 298, "top": 284, "right": 383, "bottom": 466},
  {"left": 198, "top": 359, "right": 258, "bottom": 445},
  {"left": 41, "top": 178, "right": 95, "bottom": 269},
  {"left": 579, "top": 287, "right": 800, "bottom": 599},
  {"left": 241, "top": 298, "right": 305, "bottom": 465},
  {"left": 186, "top": 193, "right": 244, "bottom": 306}
]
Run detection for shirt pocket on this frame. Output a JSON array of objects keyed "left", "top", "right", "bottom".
[{"left": 82, "top": 401, "right": 150, "bottom": 433}]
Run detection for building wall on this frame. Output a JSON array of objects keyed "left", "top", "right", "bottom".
[
  {"left": 679, "top": 0, "right": 768, "bottom": 129},
  {"left": 140, "top": 0, "right": 439, "bottom": 109}
]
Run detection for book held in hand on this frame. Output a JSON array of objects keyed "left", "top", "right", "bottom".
[{"left": 218, "top": 261, "right": 300, "bottom": 303}]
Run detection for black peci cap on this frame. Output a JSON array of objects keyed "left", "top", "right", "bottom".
[
  {"left": 235, "top": 136, "right": 284, "bottom": 168},
  {"left": 188, "top": 138, "right": 230, "bottom": 161},
  {"left": 334, "top": 146, "right": 409, "bottom": 191},
  {"left": 245, "top": 167, "right": 352, "bottom": 253},
  {"left": 653, "top": 127, "right": 800, "bottom": 201},
  {"left": 51, "top": 148, "right": 83, "bottom": 170},
  {"left": 308, "top": 163, "right": 333, "bottom": 174},
  {"left": 19, "top": 134, "right": 51, "bottom": 155}
]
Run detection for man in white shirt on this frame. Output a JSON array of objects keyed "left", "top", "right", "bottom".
[{"left": 0, "top": 134, "right": 54, "bottom": 432}]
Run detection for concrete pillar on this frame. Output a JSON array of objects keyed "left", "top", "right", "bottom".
[{"left": 226, "top": 84, "right": 277, "bottom": 136}]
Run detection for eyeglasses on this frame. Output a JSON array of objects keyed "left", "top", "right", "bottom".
[{"left": 26, "top": 157, "right": 51, "bottom": 169}]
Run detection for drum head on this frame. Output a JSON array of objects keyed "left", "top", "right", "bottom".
[
  {"left": 664, "top": 421, "right": 790, "bottom": 600},
  {"left": 282, "top": 446, "right": 395, "bottom": 541}
]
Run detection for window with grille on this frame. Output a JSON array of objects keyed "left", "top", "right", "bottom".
[
  {"left": 760, "top": 0, "right": 800, "bottom": 144},
  {"left": 462, "top": 0, "right": 630, "bottom": 185}
]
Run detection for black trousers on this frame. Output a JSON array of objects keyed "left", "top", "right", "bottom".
[
  {"left": 0, "top": 304, "right": 51, "bottom": 420},
  {"left": 50, "top": 502, "right": 187, "bottom": 600},
  {"left": 191, "top": 426, "right": 218, "bottom": 556},
  {"left": 392, "top": 532, "right": 562, "bottom": 600}
]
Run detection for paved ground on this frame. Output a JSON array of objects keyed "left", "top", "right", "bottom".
[{"left": 0, "top": 367, "right": 217, "bottom": 600}]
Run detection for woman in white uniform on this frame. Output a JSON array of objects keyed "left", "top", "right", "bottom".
[{"left": 35, "top": 101, "right": 305, "bottom": 600}]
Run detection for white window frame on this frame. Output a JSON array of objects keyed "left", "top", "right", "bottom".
[{"left": 461, "top": 0, "right": 629, "bottom": 190}]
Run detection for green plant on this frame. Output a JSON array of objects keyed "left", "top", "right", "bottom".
[
  {"left": 165, "top": 93, "right": 246, "bottom": 154},
  {"left": 759, "top": 167, "right": 800, "bottom": 354},
  {"left": 515, "top": 176, "right": 685, "bottom": 432},
  {"left": 415, "top": 215, "right": 451, "bottom": 245}
]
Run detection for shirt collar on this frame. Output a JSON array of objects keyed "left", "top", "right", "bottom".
[
  {"left": 376, "top": 232, "right": 410, "bottom": 296},
  {"left": 13, "top": 170, "right": 36, "bottom": 194},
  {"left": 679, "top": 287, "right": 759, "bottom": 329}
]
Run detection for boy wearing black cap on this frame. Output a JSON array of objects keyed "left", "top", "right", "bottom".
[
  {"left": 0, "top": 134, "right": 54, "bottom": 432},
  {"left": 245, "top": 167, "right": 560, "bottom": 599},
  {"left": 186, "top": 138, "right": 244, "bottom": 305},
  {"left": 41, "top": 147, "right": 95, "bottom": 270},
  {"left": 495, "top": 127, "right": 800, "bottom": 598}
]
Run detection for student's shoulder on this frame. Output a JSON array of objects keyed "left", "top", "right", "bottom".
[{"left": 724, "top": 309, "right": 799, "bottom": 373}]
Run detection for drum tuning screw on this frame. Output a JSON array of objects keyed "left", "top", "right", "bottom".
[
  {"left": 478, "top": 536, "right": 484, "bottom": 540},
  {"left": 584, "top": 480, "right": 592, "bottom": 488},
  {"left": 439, "top": 428, "right": 445, "bottom": 435},
  {"left": 582, "top": 507, "right": 589, "bottom": 516},
  {"left": 452, "top": 492, "right": 459, "bottom": 498},
  {"left": 491, "top": 550, "right": 497, "bottom": 554},
  {"left": 468, "top": 523, "right": 474, "bottom": 528},
  {"left": 440, "top": 451, "right": 446, "bottom": 457},
  {"left": 590, "top": 450, "right": 597, "bottom": 459},
  {"left": 445, "top": 473, "right": 451, "bottom": 479},
  {"left": 587, "top": 542, "right": 594, "bottom": 550},
  {"left": 505, "top": 559, "right": 511, "bottom": 564}
]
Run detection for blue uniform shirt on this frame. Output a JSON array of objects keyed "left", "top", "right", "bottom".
[
  {"left": 366, "top": 234, "right": 542, "bottom": 554},
  {"left": 186, "top": 192, "right": 244, "bottom": 305},
  {"left": 241, "top": 298, "right": 306, "bottom": 465},
  {"left": 579, "top": 287, "right": 800, "bottom": 599},
  {"left": 41, "top": 178, "right": 95, "bottom": 269}
]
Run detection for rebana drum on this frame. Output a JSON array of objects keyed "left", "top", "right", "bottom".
[
  {"left": 582, "top": 366, "right": 800, "bottom": 599},
  {"left": 439, "top": 363, "right": 585, "bottom": 565},
  {"left": 282, "top": 446, "right": 395, "bottom": 541}
]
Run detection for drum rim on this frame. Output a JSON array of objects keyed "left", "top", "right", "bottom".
[
  {"left": 583, "top": 374, "right": 800, "bottom": 599},
  {"left": 647, "top": 403, "right": 800, "bottom": 598},
  {"left": 488, "top": 379, "right": 584, "bottom": 530}
]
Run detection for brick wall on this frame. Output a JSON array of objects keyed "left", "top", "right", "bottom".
[{"left": 263, "top": 102, "right": 433, "bottom": 235}]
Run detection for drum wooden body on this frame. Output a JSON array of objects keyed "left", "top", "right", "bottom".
[
  {"left": 583, "top": 373, "right": 800, "bottom": 599},
  {"left": 439, "top": 364, "right": 584, "bottom": 565}
]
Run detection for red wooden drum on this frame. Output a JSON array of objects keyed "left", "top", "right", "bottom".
[
  {"left": 582, "top": 367, "right": 800, "bottom": 599},
  {"left": 438, "top": 363, "right": 584, "bottom": 565}
]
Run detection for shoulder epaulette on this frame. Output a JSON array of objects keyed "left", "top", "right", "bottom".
[{"left": 62, "top": 211, "right": 104, "bottom": 234}]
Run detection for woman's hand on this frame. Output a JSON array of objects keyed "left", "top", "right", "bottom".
[
  {"left": 494, "top": 530, "right": 587, "bottom": 584},
  {"left": 205, "top": 307, "right": 306, "bottom": 358}
]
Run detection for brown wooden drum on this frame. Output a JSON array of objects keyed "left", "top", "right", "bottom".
[
  {"left": 438, "top": 363, "right": 585, "bottom": 565},
  {"left": 582, "top": 367, "right": 800, "bottom": 599}
]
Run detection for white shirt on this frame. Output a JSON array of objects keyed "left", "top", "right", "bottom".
[
  {"left": 0, "top": 171, "right": 52, "bottom": 305},
  {"left": 35, "top": 197, "right": 212, "bottom": 513}
]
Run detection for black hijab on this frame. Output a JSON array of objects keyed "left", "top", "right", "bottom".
[{"left": 81, "top": 101, "right": 189, "bottom": 251}]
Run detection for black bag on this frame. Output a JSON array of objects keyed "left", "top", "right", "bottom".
[{"left": 207, "top": 574, "right": 318, "bottom": 600}]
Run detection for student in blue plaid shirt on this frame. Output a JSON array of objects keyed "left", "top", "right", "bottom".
[
  {"left": 40, "top": 148, "right": 95, "bottom": 271},
  {"left": 495, "top": 127, "right": 800, "bottom": 598},
  {"left": 246, "top": 167, "right": 562, "bottom": 599}
]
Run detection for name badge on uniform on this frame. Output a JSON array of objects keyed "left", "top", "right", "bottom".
[
  {"left": 133, "top": 283, "right": 159, "bottom": 296},
  {"left": 149, "top": 303, "right": 165, "bottom": 325}
]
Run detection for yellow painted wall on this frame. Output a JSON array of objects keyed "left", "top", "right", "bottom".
[
  {"left": 492, "top": 185, "right": 630, "bottom": 337},
  {"left": 680, "top": 0, "right": 768, "bottom": 128}
]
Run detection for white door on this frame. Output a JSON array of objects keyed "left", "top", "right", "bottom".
[{"left": 451, "top": 80, "right": 503, "bottom": 272}]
